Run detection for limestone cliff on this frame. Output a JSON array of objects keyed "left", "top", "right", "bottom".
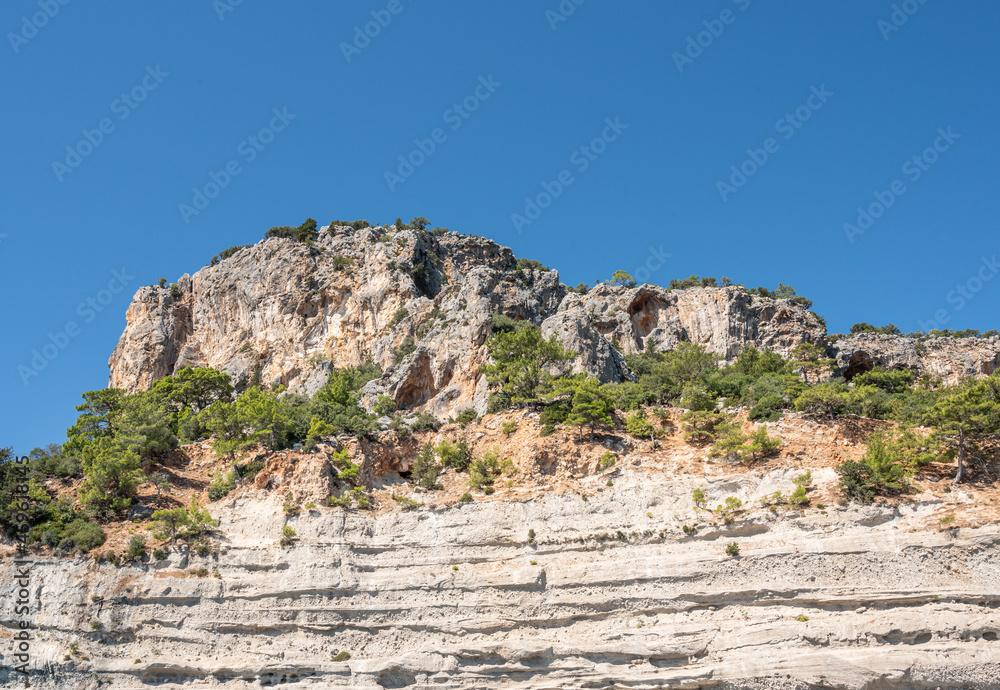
[
  {"left": 3, "top": 412, "right": 1000, "bottom": 689},
  {"left": 836, "top": 332, "right": 1000, "bottom": 384},
  {"left": 108, "top": 226, "right": 827, "bottom": 417}
]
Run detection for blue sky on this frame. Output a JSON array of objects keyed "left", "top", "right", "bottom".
[{"left": 2, "top": 1, "right": 998, "bottom": 453}]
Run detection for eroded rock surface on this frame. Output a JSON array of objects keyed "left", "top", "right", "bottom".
[
  {"left": 3, "top": 472, "right": 998, "bottom": 689},
  {"left": 108, "top": 227, "right": 829, "bottom": 417},
  {"left": 836, "top": 333, "right": 1000, "bottom": 384}
]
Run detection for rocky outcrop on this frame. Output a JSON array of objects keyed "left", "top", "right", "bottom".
[
  {"left": 548, "top": 283, "right": 827, "bottom": 360},
  {"left": 835, "top": 333, "right": 1000, "bottom": 384},
  {"left": 108, "top": 226, "right": 829, "bottom": 417},
  {"left": 4, "top": 471, "right": 999, "bottom": 689}
]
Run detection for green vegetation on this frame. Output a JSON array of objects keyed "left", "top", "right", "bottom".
[
  {"left": 481, "top": 321, "right": 575, "bottom": 406},
  {"left": 412, "top": 444, "right": 442, "bottom": 490},
  {"left": 210, "top": 244, "right": 251, "bottom": 267},
  {"left": 517, "top": 257, "right": 550, "bottom": 272},
  {"left": 280, "top": 526, "right": 297, "bottom": 546},
  {"left": 328, "top": 219, "right": 370, "bottom": 231},
  {"left": 470, "top": 447, "right": 514, "bottom": 491},
  {"left": 597, "top": 452, "right": 616, "bottom": 471},
  {"left": 264, "top": 217, "right": 319, "bottom": 243},
  {"left": 625, "top": 410, "right": 656, "bottom": 441},
  {"left": 725, "top": 541, "right": 740, "bottom": 557},
  {"left": 545, "top": 375, "right": 614, "bottom": 440},
  {"left": 388, "top": 306, "right": 409, "bottom": 329},
  {"left": 454, "top": 408, "right": 478, "bottom": 426},
  {"left": 127, "top": 535, "right": 147, "bottom": 560},
  {"left": 610, "top": 270, "right": 636, "bottom": 288},
  {"left": 437, "top": 439, "right": 472, "bottom": 471}
]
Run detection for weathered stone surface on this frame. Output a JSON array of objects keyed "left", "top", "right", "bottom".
[
  {"left": 108, "top": 228, "right": 830, "bottom": 418},
  {"left": 835, "top": 333, "right": 1000, "bottom": 383},
  {"left": 3, "top": 469, "right": 998, "bottom": 689}
]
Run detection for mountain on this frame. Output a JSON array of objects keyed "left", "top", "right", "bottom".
[{"left": 110, "top": 223, "right": 998, "bottom": 415}]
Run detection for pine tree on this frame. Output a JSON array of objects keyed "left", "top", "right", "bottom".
[
  {"left": 927, "top": 376, "right": 1000, "bottom": 484},
  {"left": 548, "top": 376, "right": 613, "bottom": 440}
]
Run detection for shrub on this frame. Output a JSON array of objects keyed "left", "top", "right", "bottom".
[
  {"left": 725, "top": 541, "right": 740, "bottom": 557},
  {"left": 208, "top": 469, "right": 237, "bottom": 502},
  {"left": 152, "top": 548, "right": 167, "bottom": 560},
  {"left": 126, "top": 535, "right": 146, "bottom": 560},
  {"left": 789, "top": 486, "right": 809, "bottom": 506},
  {"left": 374, "top": 395, "right": 396, "bottom": 417},
  {"left": 597, "top": 452, "right": 616, "bottom": 471},
  {"left": 332, "top": 651, "right": 351, "bottom": 662},
  {"left": 392, "top": 335, "right": 416, "bottom": 364},
  {"left": 210, "top": 244, "right": 251, "bottom": 267},
  {"left": 539, "top": 424, "right": 555, "bottom": 437},
  {"left": 412, "top": 444, "right": 441, "bottom": 490},
  {"left": 437, "top": 439, "right": 471, "bottom": 471},
  {"left": 795, "top": 615, "right": 809, "bottom": 622},
  {"left": 837, "top": 431, "right": 907, "bottom": 502},
  {"left": 388, "top": 307, "right": 409, "bottom": 329},
  {"left": 487, "top": 392, "right": 512, "bottom": 414},
  {"left": 459, "top": 492, "right": 473, "bottom": 503},
  {"left": 625, "top": 411, "right": 656, "bottom": 440},
  {"left": 454, "top": 408, "right": 478, "bottom": 426},
  {"left": 692, "top": 488, "right": 707, "bottom": 510},
  {"left": 527, "top": 528, "right": 536, "bottom": 543},
  {"left": 501, "top": 421, "right": 517, "bottom": 436},
  {"left": 391, "top": 493, "right": 421, "bottom": 510},
  {"left": 280, "top": 526, "right": 297, "bottom": 546},
  {"left": 483, "top": 486, "right": 495, "bottom": 495},
  {"left": 61, "top": 519, "right": 107, "bottom": 553},
  {"left": 408, "top": 411, "right": 441, "bottom": 432}
]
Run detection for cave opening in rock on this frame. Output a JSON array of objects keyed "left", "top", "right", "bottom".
[{"left": 843, "top": 351, "right": 875, "bottom": 381}]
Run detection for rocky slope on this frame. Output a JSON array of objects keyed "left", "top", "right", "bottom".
[
  {"left": 108, "top": 225, "right": 1000, "bottom": 417},
  {"left": 108, "top": 225, "right": 828, "bottom": 418},
  {"left": 836, "top": 332, "right": 1000, "bottom": 384},
  {"left": 3, "top": 412, "right": 1000, "bottom": 689}
]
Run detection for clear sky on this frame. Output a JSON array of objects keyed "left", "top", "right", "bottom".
[{"left": 2, "top": 1, "right": 998, "bottom": 453}]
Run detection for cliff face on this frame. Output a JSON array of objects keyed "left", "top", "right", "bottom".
[
  {"left": 3, "top": 411, "right": 1000, "bottom": 689},
  {"left": 108, "top": 226, "right": 827, "bottom": 416},
  {"left": 836, "top": 333, "right": 1000, "bottom": 384}
]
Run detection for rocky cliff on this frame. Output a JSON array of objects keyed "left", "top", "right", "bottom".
[
  {"left": 3, "top": 412, "right": 999, "bottom": 689},
  {"left": 836, "top": 332, "right": 1000, "bottom": 384},
  {"left": 108, "top": 225, "right": 830, "bottom": 417},
  {"left": 108, "top": 226, "right": 1000, "bottom": 415}
]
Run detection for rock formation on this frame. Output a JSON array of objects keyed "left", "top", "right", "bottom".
[
  {"left": 836, "top": 332, "right": 1000, "bottom": 384},
  {"left": 108, "top": 226, "right": 830, "bottom": 417},
  {"left": 3, "top": 411, "right": 999, "bottom": 688}
]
